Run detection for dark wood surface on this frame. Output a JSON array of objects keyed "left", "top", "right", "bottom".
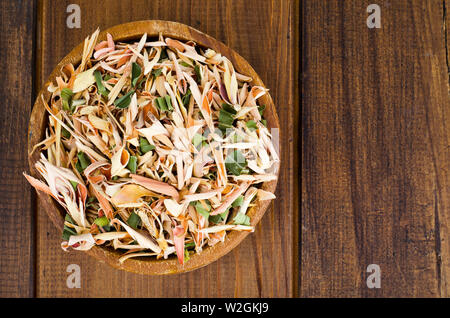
[
  {"left": 2, "top": 0, "right": 450, "bottom": 298},
  {"left": 0, "top": 0, "right": 35, "bottom": 297},
  {"left": 302, "top": 0, "right": 449, "bottom": 297}
]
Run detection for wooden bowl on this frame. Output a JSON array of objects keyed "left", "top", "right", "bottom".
[{"left": 28, "top": 20, "right": 280, "bottom": 275}]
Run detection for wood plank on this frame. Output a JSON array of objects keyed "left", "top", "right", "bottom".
[
  {"left": 0, "top": 0, "right": 36, "bottom": 297},
  {"left": 35, "top": 0, "right": 295, "bottom": 297},
  {"left": 446, "top": 0, "right": 450, "bottom": 91},
  {"left": 293, "top": 0, "right": 300, "bottom": 297},
  {"left": 301, "top": 0, "right": 450, "bottom": 297}
]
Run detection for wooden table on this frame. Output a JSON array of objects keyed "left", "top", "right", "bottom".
[
  {"left": 302, "top": 0, "right": 449, "bottom": 297},
  {"left": 0, "top": 0, "right": 297, "bottom": 297},
  {"left": 1, "top": 0, "right": 449, "bottom": 298}
]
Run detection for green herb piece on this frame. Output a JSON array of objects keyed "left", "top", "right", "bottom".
[
  {"left": 185, "top": 242, "right": 195, "bottom": 249},
  {"left": 86, "top": 196, "right": 96, "bottom": 208},
  {"left": 103, "top": 74, "right": 112, "bottom": 81},
  {"left": 195, "top": 201, "right": 211, "bottom": 219},
  {"left": 127, "top": 212, "right": 141, "bottom": 229},
  {"left": 158, "top": 48, "right": 168, "bottom": 61},
  {"left": 194, "top": 64, "right": 202, "bottom": 84},
  {"left": 94, "top": 216, "right": 110, "bottom": 227},
  {"left": 164, "top": 95, "right": 173, "bottom": 111},
  {"left": 180, "top": 61, "right": 190, "bottom": 67},
  {"left": 61, "top": 127, "right": 71, "bottom": 139},
  {"left": 114, "top": 90, "right": 135, "bottom": 109},
  {"left": 222, "top": 103, "right": 237, "bottom": 115},
  {"left": 61, "top": 88, "right": 74, "bottom": 112},
  {"left": 131, "top": 62, "right": 142, "bottom": 87},
  {"left": 233, "top": 213, "right": 251, "bottom": 226},
  {"left": 127, "top": 155, "right": 137, "bottom": 174},
  {"left": 232, "top": 195, "right": 244, "bottom": 208},
  {"left": 218, "top": 109, "right": 235, "bottom": 131},
  {"left": 75, "top": 152, "right": 91, "bottom": 173},
  {"left": 61, "top": 226, "right": 77, "bottom": 240},
  {"left": 112, "top": 176, "right": 119, "bottom": 181},
  {"left": 70, "top": 181, "right": 78, "bottom": 192},
  {"left": 209, "top": 211, "right": 228, "bottom": 224},
  {"left": 225, "top": 150, "right": 247, "bottom": 176},
  {"left": 62, "top": 214, "right": 77, "bottom": 240},
  {"left": 218, "top": 103, "right": 237, "bottom": 132},
  {"left": 151, "top": 68, "right": 162, "bottom": 77},
  {"left": 138, "top": 77, "right": 146, "bottom": 89},
  {"left": 261, "top": 119, "right": 267, "bottom": 127},
  {"left": 184, "top": 249, "right": 191, "bottom": 262},
  {"left": 65, "top": 213, "right": 75, "bottom": 224},
  {"left": 192, "top": 133, "right": 206, "bottom": 148},
  {"left": 75, "top": 162, "right": 82, "bottom": 174},
  {"left": 94, "top": 70, "right": 109, "bottom": 97},
  {"left": 155, "top": 95, "right": 173, "bottom": 112},
  {"left": 182, "top": 89, "right": 192, "bottom": 106},
  {"left": 155, "top": 96, "right": 168, "bottom": 111},
  {"left": 258, "top": 104, "right": 266, "bottom": 116},
  {"left": 246, "top": 120, "right": 257, "bottom": 131},
  {"left": 140, "top": 137, "right": 155, "bottom": 154}
]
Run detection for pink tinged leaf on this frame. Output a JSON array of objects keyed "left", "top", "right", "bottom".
[
  {"left": 84, "top": 162, "right": 114, "bottom": 218},
  {"left": 93, "top": 187, "right": 114, "bottom": 219},
  {"left": 100, "top": 61, "right": 127, "bottom": 74},
  {"left": 131, "top": 174, "right": 180, "bottom": 201},
  {"left": 23, "top": 173, "right": 56, "bottom": 199},
  {"left": 76, "top": 182, "right": 88, "bottom": 209},
  {"left": 173, "top": 225, "right": 185, "bottom": 264},
  {"left": 219, "top": 83, "right": 231, "bottom": 105},
  {"left": 201, "top": 95, "right": 215, "bottom": 132},
  {"left": 251, "top": 86, "right": 268, "bottom": 100},
  {"left": 166, "top": 38, "right": 185, "bottom": 52},
  {"left": 94, "top": 40, "right": 108, "bottom": 51},
  {"left": 84, "top": 161, "right": 110, "bottom": 179},
  {"left": 210, "top": 182, "right": 251, "bottom": 215},
  {"left": 94, "top": 47, "right": 114, "bottom": 59},
  {"left": 197, "top": 81, "right": 215, "bottom": 131},
  {"left": 106, "top": 32, "right": 115, "bottom": 49},
  {"left": 111, "top": 184, "right": 154, "bottom": 206}
]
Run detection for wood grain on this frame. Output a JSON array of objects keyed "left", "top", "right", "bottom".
[
  {"left": 35, "top": 0, "right": 295, "bottom": 297},
  {"left": 446, "top": 0, "right": 450, "bottom": 91},
  {"left": 302, "top": 0, "right": 450, "bottom": 297},
  {"left": 0, "top": 0, "right": 35, "bottom": 297},
  {"left": 7, "top": 0, "right": 448, "bottom": 298}
]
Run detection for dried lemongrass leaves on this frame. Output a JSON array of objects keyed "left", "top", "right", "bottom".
[{"left": 25, "top": 29, "right": 279, "bottom": 265}]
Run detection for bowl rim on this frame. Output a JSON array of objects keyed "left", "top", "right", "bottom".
[{"left": 28, "top": 20, "right": 280, "bottom": 275}]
